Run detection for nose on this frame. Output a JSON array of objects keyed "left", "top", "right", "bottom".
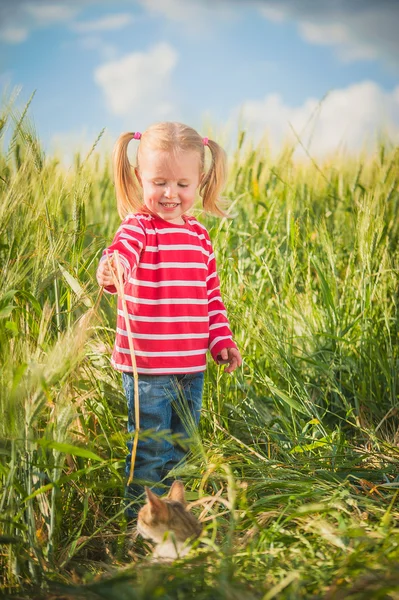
[{"left": 164, "top": 185, "right": 177, "bottom": 199}]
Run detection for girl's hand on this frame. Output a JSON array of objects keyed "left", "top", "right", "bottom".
[
  {"left": 216, "top": 347, "right": 242, "bottom": 373},
  {"left": 96, "top": 256, "right": 120, "bottom": 288}
]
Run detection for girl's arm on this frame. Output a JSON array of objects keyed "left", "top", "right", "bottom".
[
  {"left": 206, "top": 242, "right": 240, "bottom": 368},
  {"left": 97, "top": 217, "right": 146, "bottom": 294}
]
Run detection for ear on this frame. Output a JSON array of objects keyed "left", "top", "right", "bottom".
[
  {"left": 167, "top": 480, "right": 186, "bottom": 505},
  {"left": 145, "top": 486, "right": 169, "bottom": 520},
  {"left": 135, "top": 167, "right": 143, "bottom": 187}
]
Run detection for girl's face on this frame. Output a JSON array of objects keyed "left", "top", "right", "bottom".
[{"left": 136, "top": 149, "right": 203, "bottom": 225}]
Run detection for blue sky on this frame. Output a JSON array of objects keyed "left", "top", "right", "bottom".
[{"left": 1, "top": 0, "right": 398, "bottom": 161}]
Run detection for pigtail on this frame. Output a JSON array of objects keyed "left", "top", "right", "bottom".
[
  {"left": 199, "top": 139, "right": 228, "bottom": 217},
  {"left": 113, "top": 132, "right": 143, "bottom": 218}
]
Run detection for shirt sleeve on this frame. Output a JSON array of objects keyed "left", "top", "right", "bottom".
[
  {"left": 206, "top": 238, "right": 238, "bottom": 362},
  {"left": 99, "top": 216, "right": 146, "bottom": 294}
]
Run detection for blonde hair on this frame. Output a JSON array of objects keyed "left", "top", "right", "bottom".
[{"left": 113, "top": 122, "right": 227, "bottom": 218}]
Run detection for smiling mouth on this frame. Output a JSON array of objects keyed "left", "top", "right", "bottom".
[{"left": 160, "top": 202, "right": 180, "bottom": 208}]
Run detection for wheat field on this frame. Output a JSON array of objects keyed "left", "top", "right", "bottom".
[{"left": 1, "top": 98, "right": 399, "bottom": 599}]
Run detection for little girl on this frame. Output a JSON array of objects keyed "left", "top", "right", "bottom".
[{"left": 96, "top": 122, "right": 242, "bottom": 518}]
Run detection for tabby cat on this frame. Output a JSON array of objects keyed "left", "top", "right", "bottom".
[{"left": 136, "top": 480, "right": 202, "bottom": 560}]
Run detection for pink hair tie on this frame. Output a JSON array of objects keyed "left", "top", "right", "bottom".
[
  {"left": 202, "top": 137, "right": 209, "bottom": 146},
  {"left": 133, "top": 131, "right": 142, "bottom": 140}
]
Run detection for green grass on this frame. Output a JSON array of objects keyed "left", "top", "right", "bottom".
[{"left": 1, "top": 97, "right": 399, "bottom": 599}]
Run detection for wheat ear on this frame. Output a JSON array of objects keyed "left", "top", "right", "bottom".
[{"left": 106, "top": 250, "right": 140, "bottom": 485}]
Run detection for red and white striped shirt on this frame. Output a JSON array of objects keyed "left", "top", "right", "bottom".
[{"left": 101, "top": 213, "right": 237, "bottom": 375}]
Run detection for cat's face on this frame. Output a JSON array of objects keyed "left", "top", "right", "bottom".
[{"left": 137, "top": 480, "right": 202, "bottom": 545}]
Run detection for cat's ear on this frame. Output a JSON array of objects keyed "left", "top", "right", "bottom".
[
  {"left": 167, "top": 480, "right": 186, "bottom": 505},
  {"left": 145, "top": 486, "right": 168, "bottom": 520}
]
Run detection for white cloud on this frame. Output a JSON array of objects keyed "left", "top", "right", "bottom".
[
  {"left": 298, "top": 21, "right": 377, "bottom": 62},
  {"left": 136, "top": 0, "right": 235, "bottom": 26},
  {"left": 1, "top": 0, "right": 397, "bottom": 68},
  {"left": 258, "top": 6, "right": 285, "bottom": 22},
  {"left": 70, "top": 13, "right": 134, "bottom": 60},
  {"left": 137, "top": 0, "right": 207, "bottom": 21},
  {"left": 236, "top": 81, "right": 399, "bottom": 156},
  {"left": 0, "top": 0, "right": 234, "bottom": 41},
  {"left": 71, "top": 13, "right": 135, "bottom": 34},
  {"left": 25, "top": 3, "right": 78, "bottom": 24},
  {"left": 94, "top": 43, "right": 179, "bottom": 124},
  {"left": 0, "top": 0, "right": 86, "bottom": 44},
  {"left": 257, "top": 0, "right": 399, "bottom": 66},
  {"left": 77, "top": 35, "right": 118, "bottom": 61},
  {"left": 1, "top": 27, "right": 28, "bottom": 44}
]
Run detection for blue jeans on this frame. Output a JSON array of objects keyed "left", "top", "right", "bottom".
[{"left": 122, "top": 372, "right": 204, "bottom": 518}]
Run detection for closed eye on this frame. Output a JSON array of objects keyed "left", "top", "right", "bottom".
[{"left": 154, "top": 182, "right": 189, "bottom": 187}]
